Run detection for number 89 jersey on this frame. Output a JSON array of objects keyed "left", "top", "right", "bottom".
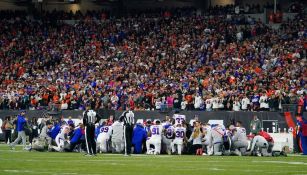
[{"left": 150, "top": 125, "right": 163, "bottom": 140}]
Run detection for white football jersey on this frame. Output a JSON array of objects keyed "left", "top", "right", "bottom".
[
  {"left": 150, "top": 125, "right": 163, "bottom": 139},
  {"left": 173, "top": 114, "right": 186, "bottom": 125},
  {"left": 99, "top": 126, "right": 112, "bottom": 139},
  {"left": 174, "top": 127, "right": 186, "bottom": 139}
]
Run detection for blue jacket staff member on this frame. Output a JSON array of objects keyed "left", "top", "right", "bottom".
[
  {"left": 65, "top": 124, "right": 85, "bottom": 152},
  {"left": 10, "top": 110, "right": 27, "bottom": 150},
  {"left": 298, "top": 117, "right": 307, "bottom": 155},
  {"left": 83, "top": 108, "right": 100, "bottom": 156},
  {"left": 119, "top": 107, "right": 135, "bottom": 156},
  {"left": 132, "top": 123, "right": 147, "bottom": 154}
]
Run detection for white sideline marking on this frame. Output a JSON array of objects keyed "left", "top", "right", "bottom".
[
  {"left": 253, "top": 161, "right": 307, "bottom": 165},
  {"left": 3, "top": 170, "right": 50, "bottom": 174},
  {"left": 3, "top": 170, "right": 88, "bottom": 175},
  {"left": 208, "top": 168, "right": 225, "bottom": 171}
]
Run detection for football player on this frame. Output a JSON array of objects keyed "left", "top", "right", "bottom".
[
  {"left": 231, "top": 121, "right": 248, "bottom": 156},
  {"left": 162, "top": 123, "right": 175, "bottom": 154},
  {"left": 202, "top": 123, "right": 213, "bottom": 155},
  {"left": 111, "top": 119, "right": 124, "bottom": 153},
  {"left": 248, "top": 134, "right": 270, "bottom": 156},
  {"left": 171, "top": 123, "right": 186, "bottom": 155},
  {"left": 173, "top": 111, "right": 186, "bottom": 125},
  {"left": 51, "top": 125, "right": 70, "bottom": 152},
  {"left": 146, "top": 120, "right": 163, "bottom": 155},
  {"left": 210, "top": 124, "right": 225, "bottom": 156},
  {"left": 97, "top": 123, "right": 112, "bottom": 153}
]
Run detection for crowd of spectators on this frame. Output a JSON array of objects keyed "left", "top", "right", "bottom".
[{"left": 0, "top": 8, "right": 306, "bottom": 112}]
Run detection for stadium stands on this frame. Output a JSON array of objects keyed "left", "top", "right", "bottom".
[{"left": 0, "top": 7, "right": 306, "bottom": 112}]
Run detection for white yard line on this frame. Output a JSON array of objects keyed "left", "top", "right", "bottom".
[
  {"left": 253, "top": 160, "right": 307, "bottom": 165},
  {"left": 208, "top": 168, "right": 225, "bottom": 171},
  {"left": 3, "top": 170, "right": 102, "bottom": 175},
  {"left": 3, "top": 170, "right": 51, "bottom": 174}
]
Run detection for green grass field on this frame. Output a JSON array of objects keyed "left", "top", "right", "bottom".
[{"left": 0, "top": 145, "right": 307, "bottom": 175}]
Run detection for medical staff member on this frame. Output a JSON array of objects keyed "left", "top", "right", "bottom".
[
  {"left": 132, "top": 122, "right": 147, "bottom": 154},
  {"left": 298, "top": 117, "right": 307, "bottom": 155},
  {"left": 10, "top": 111, "right": 27, "bottom": 150}
]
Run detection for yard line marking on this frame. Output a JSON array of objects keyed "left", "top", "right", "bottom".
[
  {"left": 208, "top": 168, "right": 225, "bottom": 171},
  {"left": 3, "top": 170, "right": 51, "bottom": 174},
  {"left": 253, "top": 161, "right": 307, "bottom": 165}
]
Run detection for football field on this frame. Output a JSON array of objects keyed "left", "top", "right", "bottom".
[{"left": 0, "top": 145, "right": 307, "bottom": 175}]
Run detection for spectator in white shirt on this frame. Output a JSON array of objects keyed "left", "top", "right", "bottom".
[
  {"left": 194, "top": 94, "right": 203, "bottom": 110},
  {"left": 181, "top": 100, "right": 187, "bottom": 110},
  {"left": 205, "top": 95, "right": 213, "bottom": 111},
  {"left": 155, "top": 98, "right": 162, "bottom": 110},
  {"left": 212, "top": 97, "right": 219, "bottom": 111},
  {"left": 218, "top": 97, "right": 225, "bottom": 110},
  {"left": 241, "top": 94, "right": 250, "bottom": 111},
  {"left": 259, "top": 93, "right": 269, "bottom": 111},
  {"left": 233, "top": 97, "right": 241, "bottom": 111}
]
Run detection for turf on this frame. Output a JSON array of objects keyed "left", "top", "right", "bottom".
[{"left": 0, "top": 145, "right": 307, "bottom": 175}]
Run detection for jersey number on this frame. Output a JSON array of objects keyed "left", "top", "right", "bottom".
[
  {"left": 166, "top": 128, "right": 173, "bottom": 137},
  {"left": 175, "top": 131, "right": 184, "bottom": 138},
  {"left": 101, "top": 127, "right": 109, "bottom": 133},
  {"left": 176, "top": 118, "right": 184, "bottom": 124},
  {"left": 152, "top": 128, "right": 160, "bottom": 135}
]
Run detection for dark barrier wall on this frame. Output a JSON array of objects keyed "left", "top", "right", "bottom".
[
  {"left": 0, "top": 110, "right": 84, "bottom": 120},
  {"left": 1, "top": 110, "right": 306, "bottom": 134}
]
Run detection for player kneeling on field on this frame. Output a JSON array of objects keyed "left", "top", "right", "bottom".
[
  {"left": 230, "top": 121, "right": 248, "bottom": 156},
  {"left": 64, "top": 124, "right": 85, "bottom": 152},
  {"left": 247, "top": 134, "right": 271, "bottom": 157},
  {"left": 210, "top": 124, "right": 224, "bottom": 156},
  {"left": 162, "top": 123, "right": 175, "bottom": 155},
  {"left": 171, "top": 123, "right": 186, "bottom": 155},
  {"left": 146, "top": 120, "right": 163, "bottom": 155},
  {"left": 97, "top": 122, "right": 112, "bottom": 153},
  {"left": 111, "top": 119, "right": 124, "bottom": 153},
  {"left": 51, "top": 125, "right": 71, "bottom": 152}
]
